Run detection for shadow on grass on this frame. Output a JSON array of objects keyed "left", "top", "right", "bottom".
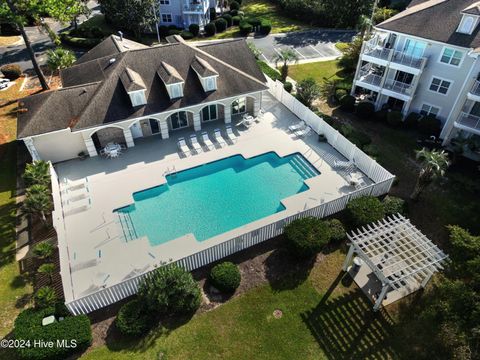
[{"left": 302, "top": 277, "right": 396, "bottom": 360}]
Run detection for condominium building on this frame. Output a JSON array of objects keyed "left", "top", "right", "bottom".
[
  {"left": 352, "top": 0, "right": 480, "bottom": 158},
  {"left": 157, "top": 0, "right": 216, "bottom": 28}
]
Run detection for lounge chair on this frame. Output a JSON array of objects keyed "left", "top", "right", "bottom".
[
  {"left": 294, "top": 126, "right": 311, "bottom": 138},
  {"left": 288, "top": 121, "right": 305, "bottom": 132},
  {"left": 334, "top": 159, "right": 353, "bottom": 168},
  {"left": 225, "top": 126, "right": 238, "bottom": 143},
  {"left": 347, "top": 173, "right": 363, "bottom": 189},
  {"left": 189, "top": 134, "right": 202, "bottom": 154},
  {"left": 214, "top": 129, "right": 227, "bottom": 147},
  {"left": 201, "top": 132, "right": 215, "bottom": 150},
  {"left": 177, "top": 137, "right": 191, "bottom": 156},
  {"left": 236, "top": 117, "right": 254, "bottom": 128}
]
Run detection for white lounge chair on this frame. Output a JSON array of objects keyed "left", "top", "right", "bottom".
[
  {"left": 177, "top": 137, "right": 191, "bottom": 156},
  {"left": 214, "top": 129, "right": 227, "bottom": 147},
  {"left": 190, "top": 134, "right": 202, "bottom": 154},
  {"left": 294, "top": 126, "right": 311, "bottom": 138},
  {"left": 347, "top": 173, "right": 363, "bottom": 189},
  {"left": 236, "top": 117, "right": 254, "bottom": 128},
  {"left": 334, "top": 159, "right": 353, "bottom": 168},
  {"left": 201, "top": 132, "right": 215, "bottom": 150},
  {"left": 289, "top": 121, "right": 305, "bottom": 132},
  {"left": 225, "top": 126, "right": 238, "bottom": 143}
]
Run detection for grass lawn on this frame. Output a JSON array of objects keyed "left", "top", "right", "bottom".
[
  {"left": 0, "top": 78, "right": 33, "bottom": 337},
  {"left": 78, "top": 15, "right": 115, "bottom": 36},
  {"left": 0, "top": 35, "right": 21, "bottom": 46},
  {"left": 81, "top": 251, "right": 397, "bottom": 359},
  {"left": 288, "top": 60, "right": 353, "bottom": 87}
]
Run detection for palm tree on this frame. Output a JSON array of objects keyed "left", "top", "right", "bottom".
[
  {"left": 410, "top": 148, "right": 450, "bottom": 201},
  {"left": 358, "top": 14, "right": 371, "bottom": 38},
  {"left": 23, "top": 160, "right": 51, "bottom": 187},
  {"left": 23, "top": 184, "right": 52, "bottom": 223},
  {"left": 319, "top": 78, "right": 339, "bottom": 103},
  {"left": 38, "top": 263, "right": 56, "bottom": 284},
  {"left": 274, "top": 49, "right": 299, "bottom": 82},
  {"left": 33, "top": 241, "right": 55, "bottom": 259},
  {"left": 34, "top": 286, "right": 57, "bottom": 308},
  {"left": 46, "top": 48, "right": 76, "bottom": 73}
]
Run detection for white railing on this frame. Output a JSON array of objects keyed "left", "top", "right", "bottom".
[
  {"left": 62, "top": 77, "right": 395, "bottom": 315},
  {"left": 383, "top": 80, "right": 413, "bottom": 96},
  {"left": 358, "top": 71, "right": 383, "bottom": 87},
  {"left": 455, "top": 112, "right": 480, "bottom": 132},
  {"left": 391, "top": 51, "right": 425, "bottom": 69},
  {"left": 470, "top": 80, "right": 480, "bottom": 97}
]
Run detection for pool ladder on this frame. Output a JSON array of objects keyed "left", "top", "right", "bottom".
[
  {"left": 164, "top": 165, "right": 177, "bottom": 177},
  {"left": 118, "top": 212, "right": 138, "bottom": 242}
]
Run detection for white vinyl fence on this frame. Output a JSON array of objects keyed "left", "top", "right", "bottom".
[{"left": 60, "top": 79, "right": 395, "bottom": 315}]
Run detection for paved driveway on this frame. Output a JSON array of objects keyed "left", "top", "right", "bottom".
[{"left": 249, "top": 30, "right": 356, "bottom": 64}]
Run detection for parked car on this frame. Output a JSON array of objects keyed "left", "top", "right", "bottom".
[{"left": 0, "top": 78, "right": 10, "bottom": 89}]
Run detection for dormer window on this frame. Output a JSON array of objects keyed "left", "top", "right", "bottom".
[
  {"left": 191, "top": 56, "right": 218, "bottom": 92},
  {"left": 129, "top": 90, "right": 147, "bottom": 106},
  {"left": 157, "top": 61, "right": 184, "bottom": 100},
  {"left": 120, "top": 67, "right": 147, "bottom": 107},
  {"left": 459, "top": 15, "right": 476, "bottom": 34}
]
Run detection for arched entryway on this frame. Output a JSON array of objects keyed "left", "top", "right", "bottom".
[
  {"left": 231, "top": 96, "right": 256, "bottom": 119},
  {"left": 129, "top": 118, "right": 162, "bottom": 142},
  {"left": 200, "top": 103, "right": 225, "bottom": 123},
  {"left": 167, "top": 110, "right": 194, "bottom": 131},
  {"left": 90, "top": 126, "right": 126, "bottom": 151}
]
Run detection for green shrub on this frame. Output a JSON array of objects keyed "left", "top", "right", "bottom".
[
  {"left": 387, "top": 110, "right": 403, "bottom": 127},
  {"left": 404, "top": 112, "right": 421, "bottom": 129},
  {"left": 383, "top": 195, "right": 406, "bottom": 216},
  {"left": 138, "top": 264, "right": 201, "bottom": 315},
  {"left": 180, "top": 30, "right": 194, "bottom": 40},
  {"left": 284, "top": 217, "right": 331, "bottom": 258},
  {"left": 14, "top": 306, "right": 92, "bottom": 360},
  {"left": 340, "top": 95, "right": 356, "bottom": 112},
  {"left": 350, "top": 131, "right": 372, "bottom": 147},
  {"left": 159, "top": 25, "right": 169, "bottom": 38},
  {"left": 374, "top": 109, "right": 388, "bottom": 122},
  {"left": 115, "top": 298, "right": 152, "bottom": 336},
  {"left": 284, "top": 81, "right": 293, "bottom": 93},
  {"left": 418, "top": 114, "right": 441, "bottom": 136},
  {"left": 209, "top": 262, "right": 241, "bottom": 293},
  {"left": 204, "top": 22, "right": 217, "bottom": 36},
  {"left": 210, "top": 7, "right": 217, "bottom": 20},
  {"left": 335, "top": 88, "right": 347, "bottom": 101},
  {"left": 257, "top": 60, "right": 281, "bottom": 81},
  {"left": 247, "top": 17, "right": 261, "bottom": 27},
  {"left": 230, "top": 9, "right": 238, "bottom": 16},
  {"left": 362, "top": 143, "right": 379, "bottom": 157},
  {"left": 1, "top": 64, "right": 22, "bottom": 80},
  {"left": 230, "top": 0, "right": 240, "bottom": 11},
  {"left": 60, "top": 32, "right": 101, "bottom": 48},
  {"left": 34, "top": 286, "right": 57, "bottom": 309},
  {"left": 215, "top": 18, "right": 228, "bottom": 32},
  {"left": 346, "top": 196, "right": 385, "bottom": 227},
  {"left": 33, "top": 241, "right": 54, "bottom": 259},
  {"left": 168, "top": 24, "right": 180, "bottom": 30},
  {"left": 356, "top": 102, "right": 375, "bottom": 119},
  {"left": 23, "top": 160, "right": 50, "bottom": 187},
  {"left": 326, "top": 219, "right": 346, "bottom": 243},
  {"left": 239, "top": 20, "right": 253, "bottom": 35},
  {"left": 232, "top": 15, "right": 242, "bottom": 25},
  {"left": 259, "top": 19, "right": 272, "bottom": 35},
  {"left": 237, "top": 10, "right": 245, "bottom": 17},
  {"left": 189, "top": 23, "right": 200, "bottom": 36},
  {"left": 222, "top": 14, "right": 233, "bottom": 26},
  {"left": 168, "top": 29, "right": 181, "bottom": 36}
]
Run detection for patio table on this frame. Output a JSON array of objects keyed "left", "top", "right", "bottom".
[{"left": 103, "top": 143, "right": 122, "bottom": 158}]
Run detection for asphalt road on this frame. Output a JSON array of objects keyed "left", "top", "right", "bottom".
[{"left": 249, "top": 30, "right": 357, "bottom": 64}]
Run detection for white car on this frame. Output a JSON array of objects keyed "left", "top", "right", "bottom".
[{"left": 0, "top": 78, "right": 10, "bottom": 89}]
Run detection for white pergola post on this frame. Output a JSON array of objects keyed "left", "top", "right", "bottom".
[
  {"left": 84, "top": 137, "right": 97, "bottom": 157},
  {"left": 123, "top": 128, "right": 135, "bottom": 148},
  {"left": 23, "top": 137, "right": 40, "bottom": 161},
  {"left": 253, "top": 95, "right": 260, "bottom": 116},
  {"left": 342, "top": 245, "right": 355, "bottom": 271},
  {"left": 193, "top": 112, "right": 201, "bottom": 131},
  {"left": 224, "top": 103, "right": 232, "bottom": 124},
  {"left": 159, "top": 118, "right": 169, "bottom": 139},
  {"left": 373, "top": 284, "right": 389, "bottom": 311},
  {"left": 421, "top": 272, "right": 433, "bottom": 288}
]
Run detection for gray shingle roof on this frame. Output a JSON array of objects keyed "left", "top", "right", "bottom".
[
  {"left": 120, "top": 67, "right": 146, "bottom": 92},
  {"left": 191, "top": 56, "right": 218, "bottom": 77},
  {"left": 377, "top": 0, "right": 480, "bottom": 49},
  {"left": 157, "top": 61, "right": 185, "bottom": 84},
  {"left": 17, "top": 37, "right": 267, "bottom": 138}
]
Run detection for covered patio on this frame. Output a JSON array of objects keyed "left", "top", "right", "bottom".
[{"left": 343, "top": 214, "right": 448, "bottom": 311}]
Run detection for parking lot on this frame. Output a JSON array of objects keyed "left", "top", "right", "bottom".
[{"left": 249, "top": 30, "right": 356, "bottom": 64}]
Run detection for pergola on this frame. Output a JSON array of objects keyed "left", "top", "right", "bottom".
[{"left": 342, "top": 214, "right": 448, "bottom": 311}]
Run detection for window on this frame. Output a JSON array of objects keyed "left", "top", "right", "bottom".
[
  {"left": 159, "top": 0, "right": 170, "bottom": 4},
  {"left": 459, "top": 16, "right": 475, "bottom": 34},
  {"left": 129, "top": 91, "right": 146, "bottom": 106},
  {"left": 440, "top": 48, "right": 463, "bottom": 66},
  {"left": 170, "top": 111, "right": 188, "bottom": 129},
  {"left": 420, "top": 104, "right": 440, "bottom": 117},
  {"left": 205, "top": 77, "right": 216, "bottom": 91},
  {"left": 201, "top": 105, "right": 217, "bottom": 122},
  {"left": 161, "top": 13, "right": 172, "bottom": 22},
  {"left": 169, "top": 83, "right": 183, "bottom": 98},
  {"left": 429, "top": 77, "right": 451, "bottom": 95},
  {"left": 232, "top": 97, "right": 246, "bottom": 114},
  {"left": 403, "top": 39, "right": 426, "bottom": 58}
]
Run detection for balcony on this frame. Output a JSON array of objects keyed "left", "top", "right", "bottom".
[
  {"left": 454, "top": 112, "right": 480, "bottom": 135},
  {"left": 183, "top": 0, "right": 206, "bottom": 13},
  {"left": 468, "top": 80, "right": 480, "bottom": 102},
  {"left": 390, "top": 51, "right": 426, "bottom": 70},
  {"left": 383, "top": 80, "right": 413, "bottom": 96}
]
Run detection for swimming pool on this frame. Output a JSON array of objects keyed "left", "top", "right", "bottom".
[{"left": 115, "top": 152, "right": 319, "bottom": 246}]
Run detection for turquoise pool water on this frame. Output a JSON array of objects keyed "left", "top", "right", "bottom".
[{"left": 115, "top": 152, "right": 319, "bottom": 246}]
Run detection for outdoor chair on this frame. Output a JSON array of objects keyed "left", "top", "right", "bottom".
[
  {"left": 214, "top": 129, "right": 227, "bottom": 147},
  {"left": 190, "top": 134, "right": 203, "bottom": 154},
  {"left": 288, "top": 121, "right": 305, "bottom": 132},
  {"left": 177, "top": 137, "right": 191, "bottom": 156},
  {"left": 294, "top": 126, "right": 311, "bottom": 138},
  {"left": 225, "top": 126, "right": 238, "bottom": 143},
  {"left": 201, "top": 132, "right": 215, "bottom": 150}
]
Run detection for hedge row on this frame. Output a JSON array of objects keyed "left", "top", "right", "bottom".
[
  {"left": 256, "top": 60, "right": 281, "bottom": 81},
  {"left": 60, "top": 32, "right": 102, "bottom": 49}
]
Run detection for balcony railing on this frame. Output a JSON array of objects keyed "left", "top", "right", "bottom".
[
  {"left": 383, "top": 80, "right": 413, "bottom": 96},
  {"left": 391, "top": 51, "right": 425, "bottom": 69},
  {"left": 362, "top": 39, "right": 427, "bottom": 70},
  {"left": 455, "top": 112, "right": 480, "bottom": 132},
  {"left": 363, "top": 45, "right": 392, "bottom": 61},
  {"left": 470, "top": 80, "right": 480, "bottom": 97},
  {"left": 357, "top": 70, "right": 383, "bottom": 87},
  {"left": 183, "top": 1, "right": 205, "bottom": 12}
]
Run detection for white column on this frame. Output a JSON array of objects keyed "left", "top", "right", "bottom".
[
  {"left": 342, "top": 245, "right": 355, "bottom": 271},
  {"left": 253, "top": 95, "right": 260, "bottom": 116},
  {"left": 84, "top": 137, "right": 97, "bottom": 157},
  {"left": 193, "top": 112, "right": 201, "bottom": 131},
  {"left": 159, "top": 118, "right": 169, "bottom": 139},
  {"left": 123, "top": 128, "right": 135, "bottom": 148},
  {"left": 23, "top": 137, "right": 40, "bottom": 161},
  {"left": 421, "top": 272, "right": 433, "bottom": 288},
  {"left": 224, "top": 104, "right": 232, "bottom": 124},
  {"left": 373, "top": 284, "right": 389, "bottom": 311}
]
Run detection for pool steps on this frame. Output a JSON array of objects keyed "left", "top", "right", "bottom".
[
  {"left": 289, "top": 154, "right": 318, "bottom": 179},
  {"left": 117, "top": 212, "right": 138, "bottom": 242}
]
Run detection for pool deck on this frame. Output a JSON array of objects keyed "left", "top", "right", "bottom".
[{"left": 55, "top": 93, "right": 372, "bottom": 302}]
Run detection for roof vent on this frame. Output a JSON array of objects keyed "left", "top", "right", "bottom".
[
  {"left": 109, "top": 58, "right": 116, "bottom": 64},
  {"left": 118, "top": 31, "right": 123, "bottom": 41}
]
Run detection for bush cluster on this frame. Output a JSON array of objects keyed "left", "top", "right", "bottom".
[
  {"left": 70, "top": 25, "right": 103, "bottom": 39},
  {"left": 383, "top": 195, "right": 406, "bottom": 216},
  {"left": 418, "top": 114, "right": 441, "bottom": 137},
  {"left": 356, "top": 102, "right": 375, "bottom": 119},
  {"left": 340, "top": 95, "right": 356, "bottom": 112},
  {"left": 189, "top": 23, "right": 200, "bottom": 36},
  {"left": 232, "top": 15, "right": 242, "bottom": 25},
  {"left": 14, "top": 306, "right": 92, "bottom": 360},
  {"left": 180, "top": 31, "right": 194, "bottom": 40},
  {"left": 325, "top": 219, "right": 346, "bottom": 243},
  {"left": 230, "top": 0, "right": 240, "bottom": 11},
  {"left": 1, "top": 64, "right": 22, "bottom": 80},
  {"left": 257, "top": 60, "right": 281, "bottom": 81},
  {"left": 239, "top": 20, "right": 253, "bottom": 35},
  {"left": 215, "top": 18, "right": 228, "bottom": 32},
  {"left": 204, "top": 22, "right": 216, "bottom": 37},
  {"left": 115, "top": 299, "right": 152, "bottom": 336},
  {"left": 259, "top": 19, "right": 272, "bottom": 35},
  {"left": 283, "top": 81, "right": 293, "bottom": 93},
  {"left": 209, "top": 262, "right": 241, "bottom": 293},
  {"left": 346, "top": 196, "right": 385, "bottom": 227},
  {"left": 284, "top": 217, "right": 332, "bottom": 258},
  {"left": 387, "top": 111, "right": 403, "bottom": 127},
  {"left": 222, "top": 14, "right": 233, "bottom": 26},
  {"left": 60, "top": 32, "right": 101, "bottom": 48}
]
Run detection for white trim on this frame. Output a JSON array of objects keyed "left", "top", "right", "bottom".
[
  {"left": 161, "top": 13, "right": 172, "bottom": 22},
  {"left": 438, "top": 46, "right": 465, "bottom": 67},
  {"left": 88, "top": 124, "right": 126, "bottom": 138},
  {"left": 420, "top": 102, "right": 441, "bottom": 117},
  {"left": 428, "top": 75, "right": 453, "bottom": 96}
]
